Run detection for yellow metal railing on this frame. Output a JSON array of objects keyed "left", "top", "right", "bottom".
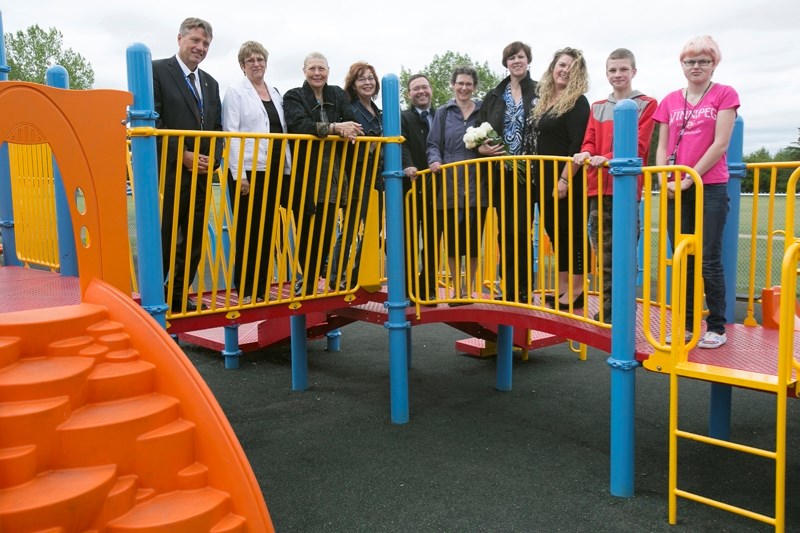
[
  {"left": 125, "top": 128, "right": 392, "bottom": 316},
  {"left": 640, "top": 165, "right": 705, "bottom": 353},
  {"left": 741, "top": 162, "right": 800, "bottom": 326},
  {"left": 7, "top": 143, "right": 60, "bottom": 269},
  {"left": 403, "top": 155, "right": 594, "bottom": 321}
]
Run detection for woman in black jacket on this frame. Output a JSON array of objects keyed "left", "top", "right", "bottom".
[
  {"left": 477, "top": 41, "right": 538, "bottom": 303},
  {"left": 283, "top": 52, "right": 363, "bottom": 296}
]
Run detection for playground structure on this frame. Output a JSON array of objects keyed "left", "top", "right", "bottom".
[{"left": 0, "top": 30, "right": 799, "bottom": 533}]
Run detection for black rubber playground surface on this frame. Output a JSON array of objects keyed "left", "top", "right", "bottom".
[{"left": 186, "top": 318, "right": 800, "bottom": 532}]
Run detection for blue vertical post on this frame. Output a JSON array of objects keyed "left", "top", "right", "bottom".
[
  {"left": 290, "top": 315, "right": 309, "bottom": 390},
  {"left": 707, "top": 116, "right": 744, "bottom": 440},
  {"left": 636, "top": 201, "right": 645, "bottom": 286},
  {"left": 722, "top": 116, "right": 744, "bottom": 323},
  {"left": 126, "top": 43, "right": 168, "bottom": 328},
  {"left": 326, "top": 328, "right": 342, "bottom": 352},
  {"left": 495, "top": 325, "right": 513, "bottom": 391},
  {"left": 46, "top": 65, "right": 78, "bottom": 277},
  {"left": 222, "top": 325, "right": 242, "bottom": 369},
  {"left": 0, "top": 10, "right": 20, "bottom": 267},
  {"left": 608, "top": 99, "right": 641, "bottom": 497},
  {"left": 381, "top": 74, "right": 410, "bottom": 424}
]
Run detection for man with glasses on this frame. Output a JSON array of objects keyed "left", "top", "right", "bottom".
[{"left": 152, "top": 17, "right": 223, "bottom": 312}]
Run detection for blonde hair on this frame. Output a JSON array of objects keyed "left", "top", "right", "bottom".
[
  {"left": 303, "top": 51, "right": 328, "bottom": 70},
  {"left": 680, "top": 35, "right": 722, "bottom": 64},
  {"left": 532, "top": 47, "right": 589, "bottom": 120}
]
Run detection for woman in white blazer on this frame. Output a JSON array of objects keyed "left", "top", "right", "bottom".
[{"left": 223, "top": 40, "right": 292, "bottom": 303}]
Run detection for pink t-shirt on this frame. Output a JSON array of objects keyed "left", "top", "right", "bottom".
[{"left": 653, "top": 83, "right": 740, "bottom": 184}]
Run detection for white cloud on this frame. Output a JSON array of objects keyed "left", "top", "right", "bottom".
[{"left": 2, "top": 0, "right": 799, "bottom": 154}]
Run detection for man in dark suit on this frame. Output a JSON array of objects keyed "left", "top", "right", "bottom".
[
  {"left": 152, "top": 17, "right": 223, "bottom": 312},
  {"left": 401, "top": 74, "right": 437, "bottom": 304}
]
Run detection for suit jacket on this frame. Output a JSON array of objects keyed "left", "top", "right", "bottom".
[
  {"left": 401, "top": 107, "right": 434, "bottom": 171},
  {"left": 152, "top": 55, "right": 223, "bottom": 173}
]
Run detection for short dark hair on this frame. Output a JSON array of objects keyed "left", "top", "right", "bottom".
[
  {"left": 450, "top": 65, "right": 478, "bottom": 86},
  {"left": 407, "top": 73, "right": 430, "bottom": 90},
  {"left": 607, "top": 48, "right": 636, "bottom": 69},
  {"left": 502, "top": 41, "right": 532, "bottom": 68},
  {"left": 179, "top": 17, "right": 213, "bottom": 40}
]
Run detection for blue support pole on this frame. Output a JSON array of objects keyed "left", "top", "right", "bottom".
[
  {"left": 495, "top": 324, "right": 513, "bottom": 391},
  {"left": 222, "top": 325, "right": 242, "bottom": 369},
  {"left": 608, "top": 99, "right": 641, "bottom": 498},
  {"left": 290, "top": 315, "right": 309, "bottom": 391},
  {"left": 707, "top": 116, "right": 744, "bottom": 441},
  {"left": 46, "top": 66, "right": 78, "bottom": 277},
  {"left": 381, "top": 74, "right": 410, "bottom": 424},
  {"left": 126, "top": 43, "right": 168, "bottom": 328},
  {"left": 0, "top": 11, "right": 20, "bottom": 267},
  {"left": 636, "top": 201, "right": 644, "bottom": 286},
  {"left": 326, "top": 328, "right": 341, "bottom": 352},
  {"left": 723, "top": 116, "right": 744, "bottom": 323}
]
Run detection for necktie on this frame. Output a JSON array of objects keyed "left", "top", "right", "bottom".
[
  {"left": 186, "top": 72, "right": 204, "bottom": 127},
  {"left": 420, "top": 109, "right": 431, "bottom": 128},
  {"left": 187, "top": 72, "right": 200, "bottom": 107}
]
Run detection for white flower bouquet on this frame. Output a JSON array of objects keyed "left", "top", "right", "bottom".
[{"left": 463, "top": 121, "right": 528, "bottom": 182}]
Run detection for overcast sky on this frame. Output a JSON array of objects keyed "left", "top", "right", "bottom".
[{"left": 2, "top": 1, "right": 799, "bottom": 155}]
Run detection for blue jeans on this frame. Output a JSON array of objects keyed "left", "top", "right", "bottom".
[{"left": 667, "top": 184, "right": 729, "bottom": 334}]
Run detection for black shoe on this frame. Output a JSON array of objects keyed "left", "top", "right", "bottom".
[
  {"left": 560, "top": 291, "right": 585, "bottom": 309},
  {"left": 593, "top": 310, "right": 611, "bottom": 324},
  {"left": 295, "top": 280, "right": 317, "bottom": 297},
  {"left": 172, "top": 299, "right": 207, "bottom": 312},
  {"left": 544, "top": 293, "right": 558, "bottom": 307}
]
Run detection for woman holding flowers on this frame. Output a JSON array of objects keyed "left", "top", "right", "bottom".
[
  {"left": 525, "top": 47, "right": 590, "bottom": 310},
  {"left": 477, "top": 41, "right": 538, "bottom": 303},
  {"left": 427, "top": 65, "right": 488, "bottom": 302}
]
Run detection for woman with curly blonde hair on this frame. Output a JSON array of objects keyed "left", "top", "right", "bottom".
[{"left": 525, "top": 47, "right": 590, "bottom": 310}]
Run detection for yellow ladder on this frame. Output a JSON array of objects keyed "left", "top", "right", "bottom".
[{"left": 668, "top": 241, "right": 800, "bottom": 531}]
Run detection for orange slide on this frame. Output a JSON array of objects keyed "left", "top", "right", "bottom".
[
  {"left": 0, "top": 279, "right": 274, "bottom": 532},
  {"left": 761, "top": 285, "right": 800, "bottom": 332}
]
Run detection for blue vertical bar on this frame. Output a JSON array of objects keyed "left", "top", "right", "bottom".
[
  {"left": 722, "top": 116, "right": 744, "bottom": 323},
  {"left": 381, "top": 74, "right": 410, "bottom": 424},
  {"left": 708, "top": 115, "right": 744, "bottom": 441},
  {"left": 326, "top": 329, "right": 341, "bottom": 352},
  {"left": 126, "top": 43, "right": 168, "bottom": 328},
  {"left": 608, "top": 99, "right": 640, "bottom": 497},
  {"left": 291, "top": 315, "right": 308, "bottom": 391},
  {"left": 0, "top": 11, "right": 20, "bottom": 267},
  {"left": 636, "top": 201, "right": 644, "bottom": 286},
  {"left": 495, "top": 324, "right": 513, "bottom": 391},
  {"left": 46, "top": 65, "right": 78, "bottom": 277},
  {"left": 222, "top": 325, "right": 241, "bottom": 369}
]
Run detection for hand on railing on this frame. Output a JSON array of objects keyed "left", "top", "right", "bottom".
[{"left": 335, "top": 121, "right": 363, "bottom": 143}]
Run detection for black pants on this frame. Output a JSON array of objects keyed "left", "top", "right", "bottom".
[
  {"left": 161, "top": 166, "right": 208, "bottom": 304},
  {"left": 540, "top": 174, "right": 585, "bottom": 276},
  {"left": 227, "top": 169, "right": 286, "bottom": 299},
  {"left": 413, "top": 187, "right": 441, "bottom": 298},
  {"left": 295, "top": 202, "right": 338, "bottom": 293},
  {"left": 497, "top": 180, "right": 537, "bottom": 301}
]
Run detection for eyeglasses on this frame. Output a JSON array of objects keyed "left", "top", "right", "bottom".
[
  {"left": 244, "top": 57, "right": 266, "bottom": 65},
  {"left": 682, "top": 59, "right": 712, "bottom": 68},
  {"left": 357, "top": 76, "right": 376, "bottom": 83}
]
